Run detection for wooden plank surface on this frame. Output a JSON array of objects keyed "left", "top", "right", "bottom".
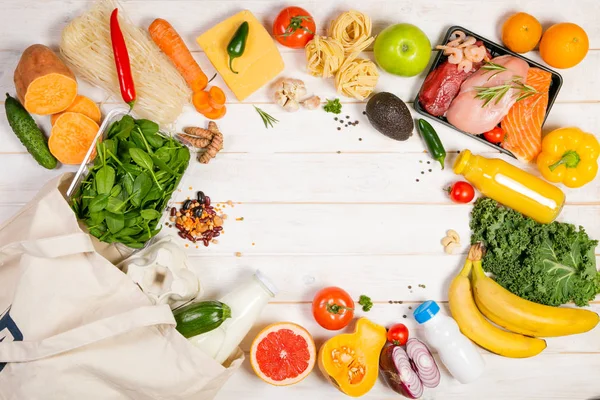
[{"left": 0, "top": 0, "right": 599, "bottom": 399}]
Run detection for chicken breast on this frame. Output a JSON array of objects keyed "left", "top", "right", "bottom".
[{"left": 446, "top": 55, "right": 529, "bottom": 134}]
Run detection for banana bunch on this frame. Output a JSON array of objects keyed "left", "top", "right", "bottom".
[{"left": 449, "top": 243, "right": 599, "bottom": 358}]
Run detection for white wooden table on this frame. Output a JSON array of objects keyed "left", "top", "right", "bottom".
[{"left": 1, "top": 0, "right": 599, "bottom": 398}]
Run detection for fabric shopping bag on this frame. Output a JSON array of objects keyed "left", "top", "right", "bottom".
[{"left": 0, "top": 174, "right": 242, "bottom": 400}]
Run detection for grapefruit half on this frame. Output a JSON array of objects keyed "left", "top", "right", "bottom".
[{"left": 250, "top": 322, "right": 316, "bottom": 386}]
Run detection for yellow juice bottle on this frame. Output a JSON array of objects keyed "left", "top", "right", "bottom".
[{"left": 454, "top": 150, "right": 565, "bottom": 223}]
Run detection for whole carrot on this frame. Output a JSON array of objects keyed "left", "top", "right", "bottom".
[{"left": 149, "top": 18, "right": 208, "bottom": 92}]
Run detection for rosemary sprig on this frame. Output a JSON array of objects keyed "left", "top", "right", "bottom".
[
  {"left": 474, "top": 77, "right": 538, "bottom": 107},
  {"left": 481, "top": 61, "right": 508, "bottom": 80},
  {"left": 254, "top": 106, "right": 279, "bottom": 129}
]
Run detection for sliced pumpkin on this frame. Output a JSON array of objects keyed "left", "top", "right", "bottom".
[
  {"left": 49, "top": 112, "right": 99, "bottom": 165},
  {"left": 50, "top": 95, "right": 101, "bottom": 125},
  {"left": 318, "top": 318, "right": 387, "bottom": 397},
  {"left": 201, "top": 105, "right": 227, "bottom": 120}
]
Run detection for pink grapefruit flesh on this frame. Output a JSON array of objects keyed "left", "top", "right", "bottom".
[{"left": 250, "top": 322, "right": 316, "bottom": 386}]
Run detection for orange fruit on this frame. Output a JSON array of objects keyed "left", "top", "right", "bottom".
[
  {"left": 250, "top": 322, "right": 316, "bottom": 386},
  {"left": 501, "top": 12, "right": 542, "bottom": 53},
  {"left": 539, "top": 22, "right": 589, "bottom": 69}
]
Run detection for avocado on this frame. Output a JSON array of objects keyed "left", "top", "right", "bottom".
[{"left": 365, "top": 92, "right": 413, "bottom": 141}]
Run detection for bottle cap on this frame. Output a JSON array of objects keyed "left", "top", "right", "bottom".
[
  {"left": 453, "top": 149, "right": 472, "bottom": 174},
  {"left": 255, "top": 270, "right": 278, "bottom": 296},
  {"left": 413, "top": 300, "right": 440, "bottom": 324}
]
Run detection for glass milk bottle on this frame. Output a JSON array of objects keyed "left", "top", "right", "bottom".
[
  {"left": 414, "top": 300, "right": 484, "bottom": 383},
  {"left": 189, "top": 270, "right": 277, "bottom": 364}
]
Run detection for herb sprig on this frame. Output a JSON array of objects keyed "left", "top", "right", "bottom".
[
  {"left": 324, "top": 98, "right": 342, "bottom": 114},
  {"left": 254, "top": 106, "right": 279, "bottom": 129},
  {"left": 474, "top": 77, "right": 538, "bottom": 107}
]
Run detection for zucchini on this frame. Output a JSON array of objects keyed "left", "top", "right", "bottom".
[
  {"left": 5, "top": 93, "right": 57, "bottom": 169},
  {"left": 174, "top": 300, "right": 231, "bottom": 338}
]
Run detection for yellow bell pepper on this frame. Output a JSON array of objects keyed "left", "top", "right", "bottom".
[{"left": 536, "top": 127, "right": 599, "bottom": 188}]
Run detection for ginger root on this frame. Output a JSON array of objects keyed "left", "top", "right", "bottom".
[{"left": 178, "top": 121, "right": 223, "bottom": 164}]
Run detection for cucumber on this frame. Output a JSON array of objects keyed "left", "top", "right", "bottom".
[
  {"left": 5, "top": 93, "right": 57, "bottom": 169},
  {"left": 173, "top": 300, "right": 231, "bottom": 338}
]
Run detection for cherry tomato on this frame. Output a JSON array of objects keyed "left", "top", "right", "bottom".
[
  {"left": 387, "top": 323, "right": 409, "bottom": 346},
  {"left": 312, "top": 286, "right": 354, "bottom": 330},
  {"left": 483, "top": 127, "right": 506, "bottom": 144},
  {"left": 447, "top": 181, "right": 475, "bottom": 203},
  {"left": 272, "top": 7, "right": 316, "bottom": 49}
]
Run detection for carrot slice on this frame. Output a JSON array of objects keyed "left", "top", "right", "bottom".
[
  {"left": 193, "top": 90, "right": 212, "bottom": 112},
  {"left": 49, "top": 112, "right": 99, "bottom": 164},
  {"left": 50, "top": 95, "right": 101, "bottom": 125},
  {"left": 208, "top": 86, "right": 226, "bottom": 110},
  {"left": 201, "top": 105, "right": 227, "bottom": 120}
]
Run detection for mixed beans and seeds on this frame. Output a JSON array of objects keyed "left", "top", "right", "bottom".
[{"left": 170, "top": 191, "right": 226, "bottom": 247}]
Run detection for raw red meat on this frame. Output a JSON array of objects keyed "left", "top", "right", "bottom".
[{"left": 418, "top": 42, "right": 490, "bottom": 117}]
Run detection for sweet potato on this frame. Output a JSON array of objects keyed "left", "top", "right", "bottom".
[
  {"left": 14, "top": 44, "right": 78, "bottom": 115},
  {"left": 50, "top": 95, "right": 101, "bottom": 125},
  {"left": 49, "top": 112, "right": 99, "bottom": 165}
]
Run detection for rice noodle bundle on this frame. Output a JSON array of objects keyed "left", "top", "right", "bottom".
[
  {"left": 60, "top": 0, "right": 190, "bottom": 126},
  {"left": 335, "top": 56, "right": 379, "bottom": 101}
]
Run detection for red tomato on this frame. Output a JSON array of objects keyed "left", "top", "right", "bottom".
[
  {"left": 387, "top": 323, "right": 409, "bottom": 346},
  {"left": 447, "top": 181, "right": 475, "bottom": 203},
  {"left": 273, "top": 7, "right": 316, "bottom": 49},
  {"left": 312, "top": 286, "right": 354, "bottom": 330},
  {"left": 483, "top": 127, "right": 506, "bottom": 144}
]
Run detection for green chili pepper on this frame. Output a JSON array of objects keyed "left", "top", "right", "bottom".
[
  {"left": 227, "top": 21, "right": 249, "bottom": 74},
  {"left": 417, "top": 119, "right": 446, "bottom": 169}
]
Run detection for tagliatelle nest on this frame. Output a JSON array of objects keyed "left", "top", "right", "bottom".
[
  {"left": 305, "top": 35, "right": 345, "bottom": 78},
  {"left": 328, "top": 10, "right": 374, "bottom": 55},
  {"left": 334, "top": 56, "right": 379, "bottom": 100}
]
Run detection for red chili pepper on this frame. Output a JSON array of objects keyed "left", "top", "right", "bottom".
[{"left": 110, "top": 8, "right": 136, "bottom": 109}]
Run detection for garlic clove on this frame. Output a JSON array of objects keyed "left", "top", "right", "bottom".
[
  {"left": 283, "top": 99, "right": 300, "bottom": 112},
  {"left": 301, "top": 95, "right": 321, "bottom": 110},
  {"left": 274, "top": 90, "right": 288, "bottom": 107}
]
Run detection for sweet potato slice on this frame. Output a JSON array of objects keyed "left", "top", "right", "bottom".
[
  {"left": 50, "top": 95, "right": 101, "bottom": 125},
  {"left": 49, "top": 112, "right": 99, "bottom": 165},
  {"left": 14, "top": 44, "right": 78, "bottom": 115}
]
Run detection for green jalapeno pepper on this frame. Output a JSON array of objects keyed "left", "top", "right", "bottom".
[
  {"left": 417, "top": 119, "right": 446, "bottom": 169},
  {"left": 227, "top": 21, "right": 249, "bottom": 74}
]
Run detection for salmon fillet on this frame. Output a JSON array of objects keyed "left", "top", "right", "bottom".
[{"left": 501, "top": 68, "right": 552, "bottom": 162}]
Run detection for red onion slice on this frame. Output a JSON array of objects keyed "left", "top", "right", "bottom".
[
  {"left": 380, "top": 345, "right": 424, "bottom": 399},
  {"left": 406, "top": 338, "right": 441, "bottom": 388}
]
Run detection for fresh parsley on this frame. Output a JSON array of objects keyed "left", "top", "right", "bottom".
[
  {"left": 324, "top": 98, "right": 342, "bottom": 114},
  {"left": 358, "top": 295, "right": 373, "bottom": 312}
]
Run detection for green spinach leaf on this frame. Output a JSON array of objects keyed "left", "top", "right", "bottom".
[{"left": 95, "top": 165, "right": 116, "bottom": 194}]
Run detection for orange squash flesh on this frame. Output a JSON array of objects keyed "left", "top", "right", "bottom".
[
  {"left": 14, "top": 44, "right": 78, "bottom": 115},
  {"left": 318, "top": 318, "right": 387, "bottom": 397},
  {"left": 50, "top": 95, "right": 101, "bottom": 125},
  {"left": 49, "top": 112, "right": 99, "bottom": 165}
]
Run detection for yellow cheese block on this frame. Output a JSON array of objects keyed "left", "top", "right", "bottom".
[{"left": 197, "top": 10, "right": 285, "bottom": 101}]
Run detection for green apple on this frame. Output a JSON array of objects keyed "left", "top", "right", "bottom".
[{"left": 374, "top": 23, "right": 431, "bottom": 77}]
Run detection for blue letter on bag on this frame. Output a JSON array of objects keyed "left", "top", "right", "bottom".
[{"left": 0, "top": 307, "right": 23, "bottom": 373}]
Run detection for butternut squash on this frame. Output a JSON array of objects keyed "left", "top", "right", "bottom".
[
  {"left": 14, "top": 44, "right": 78, "bottom": 115},
  {"left": 318, "top": 318, "right": 387, "bottom": 397},
  {"left": 50, "top": 95, "right": 101, "bottom": 125},
  {"left": 48, "top": 112, "right": 99, "bottom": 165}
]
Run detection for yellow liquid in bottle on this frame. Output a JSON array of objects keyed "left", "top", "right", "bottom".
[{"left": 454, "top": 150, "right": 565, "bottom": 223}]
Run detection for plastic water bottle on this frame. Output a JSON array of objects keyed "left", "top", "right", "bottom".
[{"left": 413, "top": 300, "right": 484, "bottom": 383}]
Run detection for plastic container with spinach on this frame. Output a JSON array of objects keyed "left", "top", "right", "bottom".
[{"left": 71, "top": 115, "right": 190, "bottom": 248}]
